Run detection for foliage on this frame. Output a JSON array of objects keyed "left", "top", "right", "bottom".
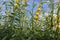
[{"left": 0, "top": 0, "right": 60, "bottom": 40}]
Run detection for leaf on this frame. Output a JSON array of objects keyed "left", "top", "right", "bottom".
[
  {"left": 3, "top": 2, "right": 6, "bottom": 5},
  {"left": 2, "top": 36, "right": 7, "bottom": 40},
  {"left": 33, "top": 4, "right": 36, "bottom": 8}
]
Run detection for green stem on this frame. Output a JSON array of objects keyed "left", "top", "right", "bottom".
[
  {"left": 31, "top": 0, "right": 35, "bottom": 30},
  {"left": 50, "top": 0, "right": 54, "bottom": 27}
]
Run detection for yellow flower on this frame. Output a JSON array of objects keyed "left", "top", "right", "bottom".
[
  {"left": 37, "top": 3, "right": 43, "bottom": 11},
  {"left": 23, "top": 0, "right": 29, "bottom": 2},
  {"left": 35, "top": 15, "right": 39, "bottom": 20},
  {"left": 36, "top": 11, "right": 40, "bottom": 15},
  {"left": 55, "top": 24, "right": 58, "bottom": 28},
  {"left": 36, "top": 10, "right": 40, "bottom": 15},
  {"left": 38, "top": 7, "right": 41, "bottom": 10},
  {"left": 35, "top": 20, "right": 38, "bottom": 24},
  {"left": 16, "top": 0, "right": 19, "bottom": 3}
]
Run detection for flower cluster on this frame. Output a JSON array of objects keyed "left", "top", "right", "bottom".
[
  {"left": 35, "top": 3, "right": 43, "bottom": 24},
  {"left": 14, "top": 0, "right": 20, "bottom": 13}
]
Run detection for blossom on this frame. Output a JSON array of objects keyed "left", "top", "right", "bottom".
[
  {"left": 16, "top": 0, "right": 19, "bottom": 3},
  {"left": 36, "top": 10, "right": 40, "bottom": 15},
  {"left": 38, "top": 7, "right": 41, "bottom": 10},
  {"left": 23, "top": 0, "right": 29, "bottom": 2},
  {"left": 35, "top": 15, "right": 39, "bottom": 20}
]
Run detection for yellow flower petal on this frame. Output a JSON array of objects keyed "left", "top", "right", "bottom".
[
  {"left": 35, "top": 20, "right": 38, "bottom": 24},
  {"left": 35, "top": 15, "right": 39, "bottom": 20},
  {"left": 36, "top": 12, "right": 40, "bottom": 15},
  {"left": 36, "top": 10, "right": 40, "bottom": 15},
  {"left": 23, "top": 0, "right": 29, "bottom": 2},
  {"left": 38, "top": 7, "right": 41, "bottom": 10},
  {"left": 55, "top": 24, "right": 58, "bottom": 28},
  {"left": 16, "top": 0, "right": 19, "bottom": 3}
]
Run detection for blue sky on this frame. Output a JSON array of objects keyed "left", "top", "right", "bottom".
[
  {"left": 0, "top": 0, "right": 59, "bottom": 16},
  {"left": 0, "top": 0, "right": 59, "bottom": 10},
  {"left": 26, "top": 0, "right": 59, "bottom": 13}
]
